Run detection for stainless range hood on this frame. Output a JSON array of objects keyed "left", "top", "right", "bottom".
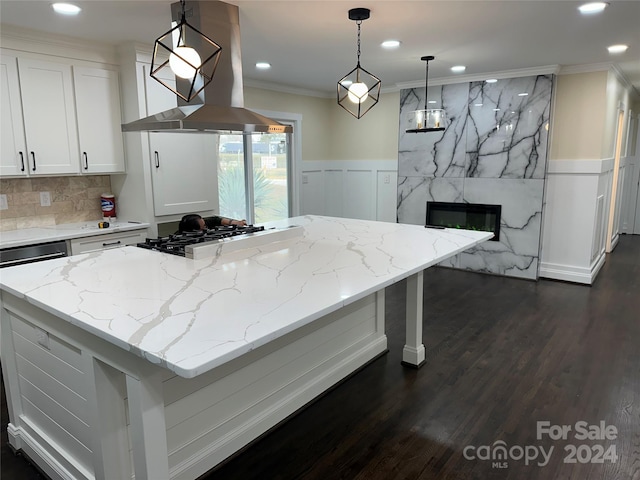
[{"left": 122, "top": 1, "right": 292, "bottom": 134}]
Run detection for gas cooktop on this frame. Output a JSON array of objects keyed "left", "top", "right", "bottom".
[{"left": 137, "top": 225, "right": 266, "bottom": 257}]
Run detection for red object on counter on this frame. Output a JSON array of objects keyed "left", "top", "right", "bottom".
[{"left": 101, "top": 193, "right": 116, "bottom": 218}]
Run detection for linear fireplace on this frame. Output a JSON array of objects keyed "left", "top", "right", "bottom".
[{"left": 426, "top": 202, "right": 501, "bottom": 241}]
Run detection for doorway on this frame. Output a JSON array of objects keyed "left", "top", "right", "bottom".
[
  {"left": 216, "top": 112, "right": 301, "bottom": 224},
  {"left": 606, "top": 108, "right": 626, "bottom": 252}
]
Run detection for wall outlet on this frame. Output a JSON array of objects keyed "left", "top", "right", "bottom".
[
  {"left": 0, "top": 194, "right": 7, "bottom": 210},
  {"left": 34, "top": 327, "right": 50, "bottom": 350},
  {"left": 384, "top": 174, "right": 391, "bottom": 184},
  {"left": 302, "top": 174, "right": 309, "bottom": 184},
  {"left": 40, "top": 191, "right": 51, "bottom": 207}
]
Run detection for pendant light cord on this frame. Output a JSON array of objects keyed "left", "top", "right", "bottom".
[
  {"left": 356, "top": 20, "right": 362, "bottom": 66},
  {"left": 424, "top": 59, "right": 430, "bottom": 111}
]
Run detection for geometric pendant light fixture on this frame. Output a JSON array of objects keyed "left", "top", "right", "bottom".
[
  {"left": 337, "top": 8, "right": 381, "bottom": 119},
  {"left": 150, "top": 0, "right": 222, "bottom": 102},
  {"left": 406, "top": 55, "right": 447, "bottom": 132}
]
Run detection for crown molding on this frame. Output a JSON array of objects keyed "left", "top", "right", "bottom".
[
  {"left": 0, "top": 24, "right": 118, "bottom": 64},
  {"left": 395, "top": 65, "right": 561, "bottom": 90},
  {"left": 558, "top": 62, "right": 613, "bottom": 76}
]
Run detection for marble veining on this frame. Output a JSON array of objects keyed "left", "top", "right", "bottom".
[{"left": 0, "top": 216, "right": 492, "bottom": 378}]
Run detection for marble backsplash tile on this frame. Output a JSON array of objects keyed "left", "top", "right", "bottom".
[{"left": 0, "top": 176, "right": 112, "bottom": 231}]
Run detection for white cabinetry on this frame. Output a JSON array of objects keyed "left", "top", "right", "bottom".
[
  {"left": 143, "top": 65, "right": 218, "bottom": 216},
  {"left": 0, "top": 54, "right": 28, "bottom": 176},
  {"left": 74, "top": 67, "right": 125, "bottom": 173},
  {"left": 69, "top": 230, "right": 146, "bottom": 255},
  {"left": 8, "top": 56, "right": 79, "bottom": 175},
  {"left": 0, "top": 51, "right": 125, "bottom": 177}
]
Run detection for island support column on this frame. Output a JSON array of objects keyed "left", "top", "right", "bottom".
[
  {"left": 402, "top": 271, "right": 426, "bottom": 368},
  {"left": 126, "top": 367, "right": 170, "bottom": 479}
]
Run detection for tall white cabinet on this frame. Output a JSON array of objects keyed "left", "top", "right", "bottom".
[
  {"left": 143, "top": 64, "right": 218, "bottom": 216},
  {"left": 0, "top": 50, "right": 125, "bottom": 177},
  {"left": 114, "top": 50, "right": 219, "bottom": 233}
]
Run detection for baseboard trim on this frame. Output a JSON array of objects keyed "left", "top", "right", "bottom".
[
  {"left": 539, "top": 252, "right": 606, "bottom": 285},
  {"left": 7, "top": 422, "right": 89, "bottom": 480}
]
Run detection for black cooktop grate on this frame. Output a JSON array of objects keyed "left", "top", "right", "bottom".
[{"left": 137, "top": 225, "right": 265, "bottom": 257}]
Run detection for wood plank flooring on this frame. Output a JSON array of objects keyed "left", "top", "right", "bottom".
[{"left": 2, "top": 235, "right": 639, "bottom": 480}]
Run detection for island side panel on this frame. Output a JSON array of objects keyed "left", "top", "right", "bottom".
[
  {"left": 161, "top": 291, "right": 386, "bottom": 478},
  {"left": 1, "top": 287, "right": 388, "bottom": 480}
]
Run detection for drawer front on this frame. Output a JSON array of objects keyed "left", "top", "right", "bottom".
[{"left": 69, "top": 231, "right": 146, "bottom": 255}]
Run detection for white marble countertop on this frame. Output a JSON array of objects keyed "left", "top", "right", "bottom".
[
  {"left": 0, "top": 215, "right": 492, "bottom": 378},
  {"left": 0, "top": 221, "right": 150, "bottom": 249}
]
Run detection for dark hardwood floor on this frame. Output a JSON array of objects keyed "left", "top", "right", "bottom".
[{"left": 3, "top": 235, "right": 639, "bottom": 480}]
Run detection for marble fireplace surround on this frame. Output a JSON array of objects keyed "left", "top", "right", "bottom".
[{"left": 397, "top": 74, "right": 553, "bottom": 280}]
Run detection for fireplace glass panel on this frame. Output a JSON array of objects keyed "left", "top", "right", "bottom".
[{"left": 426, "top": 202, "right": 501, "bottom": 241}]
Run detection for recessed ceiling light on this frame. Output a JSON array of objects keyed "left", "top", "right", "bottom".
[
  {"left": 52, "top": 3, "right": 81, "bottom": 15},
  {"left": 486, "top": 79, "right": 498, "bottom": 84},
  {"left": 381, "top": 40, "right": 401, "bottom": 49},
  {"left": 578, "top": 2, "right": 609, "bottom": 14},
  {"left": 475, "top": 103, "right": 483, "bottom": 107},
  {"left": 607, "top": 44, "right": 629, "bottom": 54},
  {"left": 451, "top": 65, "right": 466, "bottom": 73},
  {"left": 428, "top": 100, "right": 437, "bottom": 104},
  {"left": 256, "top": 62, "right": 271, "bottom": 70},
  {"left": 518, "top": 93, "right": 529, "bottom": 97},
  {"left": 493, "top": 108, "right": 501, "bottom": 111}
]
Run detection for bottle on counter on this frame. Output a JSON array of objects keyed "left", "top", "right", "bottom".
[{"left": 101, "top": 193, "right": 116, "bottom": 222}]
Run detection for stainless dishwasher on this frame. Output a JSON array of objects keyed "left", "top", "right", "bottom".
[{"left": 0, "top": 240, "right": 68, "bottom": 268}]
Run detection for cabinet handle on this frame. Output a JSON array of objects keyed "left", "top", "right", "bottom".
[
  {"left": 102, "top": 240, "right": 122, "bottom": 247},
  {"left": 154, "top": 151, "right": 160, "bottom": 168},
  {"left": 19, "top": 152, "right": 25, "bottom": 172},
  {"left": 83, "top": 152, "right": 88, "bottom": 170},
  {"left": 31, "top": 152, "right": 36, "bottom": 171}
]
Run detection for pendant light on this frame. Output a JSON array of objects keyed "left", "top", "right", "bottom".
[
  {"left": 406, "top": 56, "right": 446, "bottom": 133},
  {"left": 337, "top": 8, "right": 381, "bottom": 119},
  {"left": 150, "top": 0, "right": 222, "bottom": 102}
]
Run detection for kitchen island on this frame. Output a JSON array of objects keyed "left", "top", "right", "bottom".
[{"left": 1, "top": 215, "right": 491, "bottom": 480}]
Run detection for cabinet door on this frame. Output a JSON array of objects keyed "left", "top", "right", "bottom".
[
  {"left": 74, "top": 67, "right": 125, "bottom": 173},
  {"left": 149, "top": 132, "right": 218, "bottom": 216},
  {"left": 143, "top": 64, "right": 177, "bottom": 115},
  {"left": 0, "top": 54, "right": 28, "bottom": 176},
  {"left": 18, "top": 58, "right": 80, "bottom": 175}
]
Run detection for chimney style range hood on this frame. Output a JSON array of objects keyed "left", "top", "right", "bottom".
[{"left": 122, "top": 1, "right": 292, "bottom": 134}]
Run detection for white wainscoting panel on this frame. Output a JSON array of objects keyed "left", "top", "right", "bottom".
[
  {"left": 325, "top": 170, "right": 344, "bottom": 218},
  {"left": 620, "top": 155, "right": 639, "bottom": 233},
  {"left": 377, "top": 170, "right": 399, "bottom": 223},
  {"left": 301, "top": 160, "right": 398, "bottom": 223},
  {"left": 540, "top": 159, "right": 614, "bottom": 284},
  {"left": 345, "top": 170, "right": 374, "bottom": 220},
  {"left": 300, "top": 170, "right": 324, "bottom": 215}
]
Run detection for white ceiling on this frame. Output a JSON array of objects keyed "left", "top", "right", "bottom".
[{"left": 1, "top": 0, "right": 639, "bottom": 97}]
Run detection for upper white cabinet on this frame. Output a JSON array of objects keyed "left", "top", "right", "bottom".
[
  {"left": 0, "top": 51, "right": 125, "bottom": 177},
  {"left": 74, "top": 67, "right": 125, "bottom": 173},
  {"left": 0, "top": 54, "right": 27, "bottom": 176},
  {"left": 18, "top": 57, "right": 80, "bottom": 175}
]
